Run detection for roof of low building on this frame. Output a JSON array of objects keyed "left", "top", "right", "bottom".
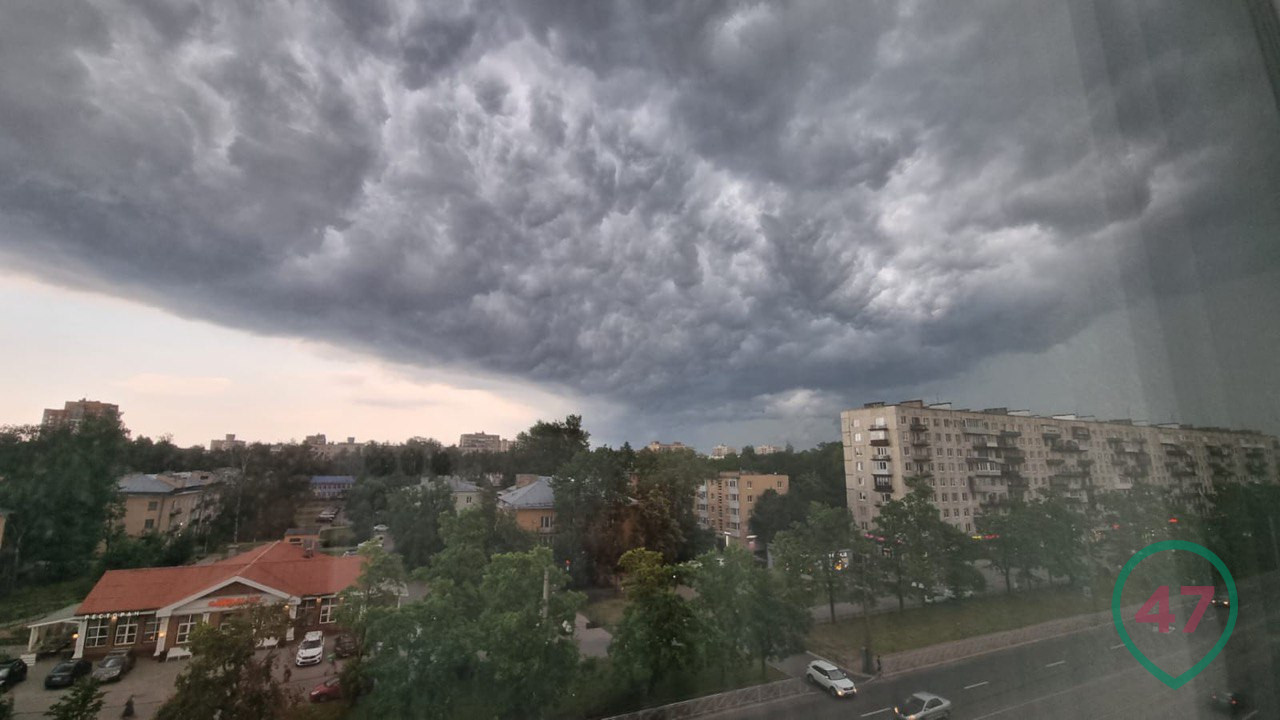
[
  {"left": 118, "top": 471, "right": 227, "bottom": 495},
  {"left": 309, "top": 475, "right": 356, "bottom": 485},
  {"left": 118, "top": 474, "right": 177, "bottom": 495},
  {"left": 77, "top": 541, "right": 364, "bottom": 616},
  {"left": 498, "top": 476, "right": 555, "bottom": 510},
  {"left": 430, "top": 475, "right": 479, "bottom": 493}
]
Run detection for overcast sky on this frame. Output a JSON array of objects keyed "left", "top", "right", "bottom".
[{"left": 2, "top": 0, "right": 1278, "bottom": 450}]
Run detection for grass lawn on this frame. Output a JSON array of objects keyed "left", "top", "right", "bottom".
[
  {"left": 556, "top": 657, "right": 788, "bottom": 719},
  {"left": 808, "top": 586, "right": 1098, "bottom": 663},
  {"left": 0, "top": 577, "right": 94, "bottom": 628},
  {"left": 581, "top": 597, "right": 629, "bottom": 632}
]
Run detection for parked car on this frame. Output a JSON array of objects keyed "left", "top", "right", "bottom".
[
  {"left": 805, "top": 659, "right": 857, "bottom": 698},
  {"left": 295, "top": 630, "right": 326, "bottom": 667},
  {"left": 372, "top": 524, "right": 389, "bottom": 533},
  {"left": 334, "top": 634, "right": 358, "bottom": 658},
  {"left": 0, "top": 657, "right": 28, "bottom": 691},
  {"left": 1210, "top": 595, "right": 1231, "bottom": 609},
  {"left": 894, "top": 692, "right": 952, "bottom": 719},
  {"left": 91, "top": 649, "right": 136, "bottom": 682},
  {"left": 44, "top": 659, "right": 92, "bottom": 689},
  {"left": 309, "top": 676, "right": 342, "bottom": 703},
  {"left": 1208, "top": 690, "right": 1248, "bottom": 715}
]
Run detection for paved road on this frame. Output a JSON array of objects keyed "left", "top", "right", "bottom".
[{"left": 712, "top": 604, "right": 1276, "bottom": 720}]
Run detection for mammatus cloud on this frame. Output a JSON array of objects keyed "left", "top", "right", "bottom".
[{"left": 1, "top": 0, "right": 1278, "bottom": 445}]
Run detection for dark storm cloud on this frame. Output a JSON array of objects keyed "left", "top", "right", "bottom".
[{"left": 1, "top": 0, "right": 1278, "bottom": 441}]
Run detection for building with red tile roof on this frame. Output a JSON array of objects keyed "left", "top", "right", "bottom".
[{"left": 72, "top": 541, "right": 363, "bottom": 660}]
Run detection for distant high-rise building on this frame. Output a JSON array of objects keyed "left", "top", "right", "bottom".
[
  {"left": 646, "top": 441, "right": 689, "bottom": 453},
  {"left": 695, "top": 471, "right": 789, "bottom": 549},
  {"left": 41, "top": 399, "right": 120, "bottom": 429},
  {"left": 841, "top": 399, "right": 1279, "bottom": 535},
  {"left": 711, "top": 444, "right": 732, "bottom": 459},
  {"left": 210, "top": 433, "right": 247, "bottom": 452},
  {"left": 755, "top": 444, "right": 784, "bottom": 455},
  {"left": 459, "top": 432, "right": 509, "bottom": 453}
]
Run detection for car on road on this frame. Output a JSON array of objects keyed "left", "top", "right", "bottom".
[
  {"left": 44, "top": 659, "right": 92, "bottom": 689},
  {"left": 894, "top": 692, "right": 952, "bottom": 719},
  {"left": 334, "top": 633, "right": 358, "bottom": 658},
  {"left": 372, "top": 524, "right": 389, "bottom": 533},
  {"left": 1208, "top": 690, "right": 1248, "bottom": 715},
  {"left": 804, "top": 660, "right": 857, "bottom": 698},
  {"left": 1210, "top": 594, "right": 1230, "bottom": 609},
  {"left": 91, "top": 649, "right": 136, "bottom": 682},
  {"left": 309, "top": 676, "right": 342, "bottom": 703},
  {"left": 296, "top": 630, "right": 326, "bottom": 667},
  {"left": 0, "top": 657, "right": 28, "bottom": 691}
]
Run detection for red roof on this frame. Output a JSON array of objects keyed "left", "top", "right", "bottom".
[{"left": 77, "top": 542, "right": 364, "bottom": 615}]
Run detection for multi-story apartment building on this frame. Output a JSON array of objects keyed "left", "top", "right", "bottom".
[
  {"left": 841, "top": 400, "right": 1278, "bottom": 534},
  {"left": 710, "top": 444, "right": 732, "bottom": 459},
  {"left": 42, "top": 399, "right": 119, "bottom": 429},
  {"left": 755, "top": 444, "right": 784, "bottom": 455},
  {"left": 695, "top": 471, "right": 789, "bottom": 548},
  {"left": 647, "top": 441, "right": 690, "bottom": 453},
  {"left": 209, "top": 433, "right": 247, "bottom": 452},
  {"left": 118, "top": 471, "right": 231, "bottom": 536},
  {"left": 459, "top": 432, "right": 510, "bottom": 453}
]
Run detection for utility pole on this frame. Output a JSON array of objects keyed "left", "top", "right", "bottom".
[{"left": 541, "top": 566, "right": 551, "bottom": 622}]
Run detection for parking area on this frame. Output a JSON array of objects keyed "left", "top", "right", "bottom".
[{"left": 5, "top": 641, "right": 348, "bottom": 718}]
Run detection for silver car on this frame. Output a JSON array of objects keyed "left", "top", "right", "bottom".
[{"left": 894, "top": 692, "right": 952, "bottom": 719}]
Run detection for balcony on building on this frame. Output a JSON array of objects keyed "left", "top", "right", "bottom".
[
  {"left": 1050, "top": 438, "right": 1084, "bottom": 453},
  {"left": 911, "top": 448, "right": 931, "bottom": 461},
  {"left": 873, "top": 477, "right": 893, "bottom": 493},
  {"left": 910, "top": 433, "right": 930, "bottom": 446},
  {"left": 869, "top": 430, "right": 891, "bottom": 446},
  {"left": 1206, "top": 444, "right": 1229, "bottom": 458},
  {"left": 1072, "top": 427, "right": 1091, "bottom": 441},
  {"left": 908, "top": 421, "right": 929, "bottom": 432}
]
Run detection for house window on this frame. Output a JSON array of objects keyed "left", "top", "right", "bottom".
[
  {"left": 319, "top": 597, "right": 336, "bottom": 624},
  {"left": 747, "top": 495, "right": 753, "bottom": 502},
  {"left": 144, "top": 519, "right": 155, "bottom": 530},
  {"left": 175, "top": 614, "right": 198, "bottom": 645},
  {"left": 143, "top": 617, "right": 160, "bottom": 642},
  {"left": 540, "top": 515, "right": 553, "bottom": 529},
  {"left": 465, "top": 496, "right": 472, "bottom": 504},
  {"left": 85, "top": 618, "right": 110, "bottom": 648},
  {"left": 115, "top": 616, "right": 138, "bottom": 645},
  {"left": 776, "top": 481, "right": 783, "bottom": 488},
  {"left": 147, "top": 500, "right": 159, "bottom": 511}
]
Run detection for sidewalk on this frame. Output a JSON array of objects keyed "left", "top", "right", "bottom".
[{"left": 575, "top": 612, "right": 612, "bottom": 658}]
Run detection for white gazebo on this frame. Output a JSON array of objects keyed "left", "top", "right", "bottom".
[{"left": 21, "top": 603, "right": 81, "bottom": 665}]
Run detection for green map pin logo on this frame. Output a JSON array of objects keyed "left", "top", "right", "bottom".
[{"left": 1111, "top": 539, "right": 1238, "bottom": 689}]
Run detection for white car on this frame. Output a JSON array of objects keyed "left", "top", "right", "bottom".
[
  {"left": 295, "top": 631, "right": 325, "bottom": 667},
  {"left": 372, "top": 524, "right": 389, "bottom": 533},
  {"left": 894, "top": 691, "right": 951, "bottom": 719},
  {"left": 805, "top": 659, "right": 857, "bottom": 698}
]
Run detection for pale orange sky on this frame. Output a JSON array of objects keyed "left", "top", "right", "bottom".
[{"left": 0, "top": 272, "right": 592, "bottom": 448}]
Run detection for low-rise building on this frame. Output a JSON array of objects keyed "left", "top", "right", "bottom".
[
  {"left": 695, "top": 471, "right": 789, "bottom": 549},
  {"left": 118, "top": 471, "right": 229, "bottom": 537},
  {"left": 310, "top": 475, "right": 356, "bottom": 499},
  {"left": 70, "top": 540, "right": 363, "bottom": 660},
  {"left": 498, "top": 475, "right": 556, "bottom": 538},
  {"left": 423, "top": 475, "right": 482, "bottom": 511}
]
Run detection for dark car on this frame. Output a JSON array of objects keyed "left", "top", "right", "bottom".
[
  {"left": 1210, "top": 595, "right": 1231, "bottom": 609},
  {"left": 44, "top": 659, "right": 92, "bottom": 689},
  {"left": 334, "top": 634, "right": 358, "bottom": 658},
  {"left": 0, "top": 657, "right": 28, "bottom": 691},
  {"left": 1209, "top": 690, "right": 1247, "bottom": 715},
  {"left": 91, "top": 649, "right": 136, "bottom": 682},
  {"left": 309, "top": 676, "right": 342, "bottom": 703}
]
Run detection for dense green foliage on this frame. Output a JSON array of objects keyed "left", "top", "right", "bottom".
[{"left": 44, "top": 678, "right": 105, "bottom": 720}]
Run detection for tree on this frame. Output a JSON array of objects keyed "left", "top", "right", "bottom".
[
  {"left": 44, "top": 678, "right": 104, "bottom": 720},
  {"left": 336, "top": 544, "right": 407, "bottom": 646},
  {"left": 610, "top": 549, "right": 701, "bottom": 693},
  {"left": 773, "top": 503, "right": 855, "bottom": 623},
  {"left": 631, "top": 450, "right": 710, "bottom": 563},
  {"left": 1037, "top": 493, "right": 1087, "bottom": 585},
  {"left": 155, "top": 603, "right": 293, "bottom": 720},
  {"left": 512, "top": 415, "right": 591, "bottom": 475},
  {"left": 976, "top": 498, "right": 1040, "bottom": 593},
  {"left": 209, "top": 443, "right": 320, "bottom": 544},
  {"left": 743, "top": 558, "right": 810, "bottom": 680},
  {"left": 476, "top": 548, "right": 584, "bottom": 719},
  {"left": 748, "top": 489, "right": 807, "bottom": 550},
  {"left": 386, "top": 481, "right": 455, "bottom": 569},
  {"left": 0, "top": 415, "right": 128, "bottom": 583},
  {"left": 551, "top": 448, "right": 632, "bottom": 585},
  {"left": 874, "top": 476, "right": 955, "bottom": 610}
]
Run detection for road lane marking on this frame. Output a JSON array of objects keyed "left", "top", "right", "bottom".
[
  {"left": 964, "top": 681, "right": 990, "bottom": 690},
  {"left": 1045, "top": 660, "right": 1066, "bottom": 668},
  {"left": 860, "top": 709, "right": 890, "bottom": 717},
  {"left": 1110, "top": 643, "right": 1125, "bottom": 649}
]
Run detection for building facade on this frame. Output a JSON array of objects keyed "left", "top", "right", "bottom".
[
  {"left": 710, "top": 444, "right": 732, "bottom": 459},
  {"left": 41, "top": 399, "right": 119, "bottom": 429},
  {"left": 422, "top": 475, "right": 482, "bottom": 511},
  {"left": 695, "top": 471, "right": 789, "bottom": 549},
  {"left": 210, "top": 434, "right": 247, "bottom": 452},
  {"left": 310, "top": 475, "right": 356, "bottom": 499},
  {"left": 459, "top": 432, "right": 510, "bottom": 453},
  {"left": 754, "top": 444, "right": 784, "bottom": 455},
  {"left": 71, "top": 541, "right": 362, "bottom": 660},
  {"left": 646, "top": 441, "right": 690, "bottom": 453},
  {"left": 841, "top": 400, "right": 1279, "bottom": 534},
  {"left": 118, "top": 471, "right": 229, "bottom": 537},
  {"left": 498, "top": 475, "right": 557, "bottom": 537}
]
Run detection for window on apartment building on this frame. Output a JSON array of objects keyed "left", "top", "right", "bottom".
[
  {"left": 319, "top": 597, "right": 336, "bottom": 624},
  {"left": 746, "top": 481, "right": 752, "bottom": 489},
  {"left": 143, "top": 616, "right": 160, "bottom": 642},
  {"left": 875, "top": 416, "right": 885, "bottom": 426},
  {"left": 147, "top": 500, "right": 159, "bottom": 511},
  {"left": 144, "top": 519, "right": 155, "bottom": 530},
  {"left": 115, "top": 616, "right": 138, "bottom": 645},
  {"left": 966, "top": 523, "right": 973, "bottom": 532},
  {"left": 854, "top": 432, "right": 862, "bottom": 442},
  {"left": 881, "top": 493, "right": 891, "bottom": 503},
  {"left": 729, "top": 493, "right": 738, "bottom": 501},
  {"left": 856, "top": 461, "right": 863, "bottom": 471},
  {"left": 175, "top": 615, "right": 198, "bottom": 645},
  {"left": 962, "top": 493, "right": 969, "bottom": 501},
  {"left": 776, "top": 480, "right": 783, "bottom": 488},
  {"left": 729, "top": 480, "right": 737, "bottom": 488},
  {"left": 85, "top": 618, "right": 110, "bottom": 648},
  {"left": 943, "top": 509, "right": 951, "bottom": 517},
  {"left": 964, "top": 508, "right": 971, "bottom": 516},
  {"left": 853, "top": 419, "right": 860, "bottom": 427}
]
